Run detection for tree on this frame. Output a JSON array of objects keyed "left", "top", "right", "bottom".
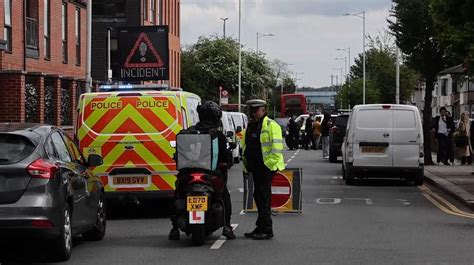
[
  {"left": 344, "top": 47, "right": 417, "bottom": 105},
  {"left": 388, "top": 0, "right": 449, "bottom": 165},
  {"left": 181, "top": 36, "right": 278, "bottom": 105},
  {"left": 431, "top": 0, "right": 474, "bottom": 68}
]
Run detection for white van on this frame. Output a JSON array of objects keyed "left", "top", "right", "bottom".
[
  {"left": 341, "top": 104, "right": 424, "bottom": 185},
  {"left": 221, "top": 111, "right": 240, "bottom": 163}
]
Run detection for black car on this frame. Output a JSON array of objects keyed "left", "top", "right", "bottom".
[
  {"left": 0, "top": 123, "right": 106, "bottom": 261},
  {"left": 329, "top": 113, "right": 350, "bottom": 163}
]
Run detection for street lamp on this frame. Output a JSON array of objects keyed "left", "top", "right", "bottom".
[
  {"left": 294, "top": 72, "right": 303, "bottom": 93},
  {"left": 334, "top": 57, "right": 347, "bottom": 84},
  {"left": 343, "top": 11, "right": 365, "bottom": 104},
  {"left": 256, "top": 32, "right": 274, "bottom": 53},
  {"left": 333, "top": 68, "right": 343, "bottom": 89},
  {"left": 337, "top": 47, "right": 351, "bottom": 86},
  {"left": 220, "top": 17, "right": 229, "bottom": 38},
  {"left": 238, "top": 0, "right": 241, "bottom": 112}
]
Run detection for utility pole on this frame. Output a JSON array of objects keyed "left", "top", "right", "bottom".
[
  {"left": 238, "top": 0, "right": 242, "bottom": 112},
  {"left": 86, "top": 1, "right": 92, "bottom": 92},
  {"left": 396, "top": 46, "right": 400, "bottom": 104}
]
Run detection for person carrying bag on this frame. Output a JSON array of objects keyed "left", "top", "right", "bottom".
[{"left": 454, "top": 112, "right": 472, "bottom": 165}]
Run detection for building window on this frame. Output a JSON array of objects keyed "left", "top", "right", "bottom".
[
  {"left": 3, "top": 0, "right": 12, "bottom": 52},
  {"left": 151, "top": 0, "right": 156, "bottom": 24},
  {"left": 26, "top": 0, "right": 40, "bottom": 58},
  {"left": 177, "top": 1, "right": 180, "bottom": 37},
  {"left": 44, "top": 0, "right": 50, "bottom": 59},
  {"left": 75, "top": 8, "right": 80, "bottom": 65},
  {"left": 62, "top": 2, "right": 68, "bottom": 64},
  {"left": 441, "top": 79, "right": 448, "bottom": 96},
  {"left": 143, "top": 0, "right": 148, "bottom": 20}
]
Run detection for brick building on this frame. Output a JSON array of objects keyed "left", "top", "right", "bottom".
[
  {"left": 92, "top": 0, "right": 181, "bottom": 87},
  {"left": 0, "top": 0, "right": 87, "bottom": 125}
]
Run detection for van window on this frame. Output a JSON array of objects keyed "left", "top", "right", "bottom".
[
  {"left": 186, "top": 97, "right": 200, "bottom": 126},
  {"left": 357, "top": 110, "right": 392, "bottom": 129},
  {"left": 394, "top": 110, "right": 416, "bottom": 129}
]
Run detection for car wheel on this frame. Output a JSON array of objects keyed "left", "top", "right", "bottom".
[
  {"left": 52, "top": 204, "right": 72, "bottom": 261},
  {"left": 329, "top": 147, "right": 337, "bottom": 163},
  {"left": 82, "top": 192, "right": 106, "bottom": 241}
]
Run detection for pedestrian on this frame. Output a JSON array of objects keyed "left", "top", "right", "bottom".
[
  {"left": 242, "top": 99, "right": 285, "bottom": 240},
  {"left": 432, "top": 107, "right": 455, "bottom": 165},
  {"left": 313, "top": 116, "right": 322, "bottom": 150},
  {"left": 304, "top": 114, "right": 314, "bottom": 150},
  {"left": 446, "top": 111, "right": 455, "bottom": 164},
  {"left": 169, "top": 101, "right": 236, "bottom": 240},
  {"left": 455, "top": 112, "right": 472, "bottom": 165},
  {"left": 321, "top": 113, "right": 332, "bottom": 158},
  {"left": 287, "top": 115, "right": 299, "bottom": 150}
]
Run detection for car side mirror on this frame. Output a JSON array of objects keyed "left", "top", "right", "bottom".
[
  {"left": 88, "top": 154, "right": 103, "bottom": 167},
  {"left": 226, "top": 131, "right": 234, "bottom": 138},
  {"left": 236, "top": 126, "right": 242, "bottom": 133}
]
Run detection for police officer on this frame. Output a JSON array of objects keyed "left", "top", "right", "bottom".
[
  {"left": 169, "top": 101, "right": 236, "bottom": 240},
  {"left": 242, "top": 99, "right": 285, "bottom": 240}
]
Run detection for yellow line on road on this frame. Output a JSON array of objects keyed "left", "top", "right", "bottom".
[{"left": 419, "top": 185, "right": 474, "bottom": 219}]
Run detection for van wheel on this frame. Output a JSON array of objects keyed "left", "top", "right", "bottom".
[
  {"left": 414, "top": 171, "right": 424, "bottom": 186},
  {"left": 341, "top": 164, "right": 346, "bottom": 180},
  {"left": 345, "top": 168, "right": 355, "bottom": 185},
  {"left": 51, "top": 204, "right": 72, "bottom": 261}
]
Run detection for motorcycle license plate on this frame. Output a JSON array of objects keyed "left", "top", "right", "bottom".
[{"left": 187, "top": 196, "right": 208, "bottom": 211}]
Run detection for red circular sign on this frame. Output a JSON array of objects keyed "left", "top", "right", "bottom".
[
  {"left": 271, "top": 172, "right": 292, "bottom": 208},
  {"left": 221, "top": 90, "right": 229, "bottom": 97}
]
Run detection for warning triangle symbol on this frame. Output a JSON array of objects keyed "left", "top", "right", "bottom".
[{"left": 124, "top": 32, "right": 165, "bottom": 68}]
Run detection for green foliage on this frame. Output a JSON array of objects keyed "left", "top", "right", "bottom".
[
  {"left": 181, "top": 36, "right": 293, "bottom": 107},
  {"left": 341, "top": 47, "right": 417, "bottom": 106},
  {"left": 430, "top": 0, "right": 474, "bottom": 69}
]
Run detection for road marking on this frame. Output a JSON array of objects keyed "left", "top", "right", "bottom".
[
  {"left": 238, "top": 188, "right": 244, "bottom": 193},
  {"left": 419, "top": 185, "right": 474, "bottom": 219},
  {"left": 291, "top": 155, "right": 296, "bottom": 159},
  {"left": 239, "top": 210, "right": 246, "bottom": 215},
  {"left": 210, "top": 224, "right": 238, "bottom": 250},
  {"left": 315, "top": 198, "right": 342, "bottom": 204},
  {"left": 345, "top": 198, "right": 374, "bottom": 205},
  {"left": 396, "top": 199, "right": 410, "bottom": 206}
]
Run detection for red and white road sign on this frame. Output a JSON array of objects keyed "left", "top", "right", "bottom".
[
  {"left": 271, "top": 172, "right": 292, "bottom": 208},
  {"left": 189, "top": 211, "right": 205, "bottom": 224},
  {"left": 221, "top": 90, "right": 229, "bottom": 97}
]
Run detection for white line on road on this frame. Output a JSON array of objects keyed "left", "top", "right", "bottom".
[
  {"left": 210, "top": 224, "right": 238, "bottom": 250},
  {"left": 239, "top": 210, "right": 246, "bottom": 215}
]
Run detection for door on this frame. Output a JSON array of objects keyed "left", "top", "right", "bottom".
[
  {"left": 63, "top": 132, "right": 98, "bottom": 224},
  {"left": 353, "top": 107, "right": 393, "bottom": 168},
  {"left": 392, "top": 108, "right": 420, "bottom": 168},
  {"left": 50, "top": 132, "right": 87, "bottom": 228}
]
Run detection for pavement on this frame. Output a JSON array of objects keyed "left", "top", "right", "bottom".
[{"left": 424, "top": 160, "right": 474, "bottom": 210}]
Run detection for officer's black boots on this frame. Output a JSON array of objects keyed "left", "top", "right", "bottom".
[{"left": 222, "top": 226, "right": 236, "bottom": 240}]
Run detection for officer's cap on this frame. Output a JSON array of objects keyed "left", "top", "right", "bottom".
[{"left": 246, "top": 99, "right": 267, "bottom": 108}]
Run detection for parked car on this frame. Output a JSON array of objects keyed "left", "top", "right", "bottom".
[
  {"left": 0, "top": 123, "right": 106, "bottom": 261},
  {"left": 221, "top": 111, "right": 240, "bottom": 163},
  {"left": 329, "top": 113, "right": 350, "bottom": 163},
  {"left": 341, "top": 104, "right": 424, "bottom": 185}
]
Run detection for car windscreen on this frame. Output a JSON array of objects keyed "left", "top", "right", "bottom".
[{"left": 0, "top": 134, "right": 36, "bottom": 165}]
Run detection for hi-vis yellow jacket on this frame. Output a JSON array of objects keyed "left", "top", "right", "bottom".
[{"left": 241, "top": 116, "right": 285, "bottom": 172}]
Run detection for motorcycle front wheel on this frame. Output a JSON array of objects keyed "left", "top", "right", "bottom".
[{"left": 191, "top": 224, "right": 205, "bottom": 246}]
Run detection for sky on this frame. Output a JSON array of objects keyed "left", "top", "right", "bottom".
[{"left": 181, "top": 0, "right": 394, "bottom": 88}]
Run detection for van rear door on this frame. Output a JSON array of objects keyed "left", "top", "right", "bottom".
[
  {"left": 353, "top": 106, "right": 393, "bottom": 168},
  {"left": 392, "top": 107, "right": 420, "bottom": 168},
  {"left": 77, "top": 92, "right": 182, "bottom": 193}
]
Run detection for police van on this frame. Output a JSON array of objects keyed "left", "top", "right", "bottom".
[{"left": 74, "top": 85, "right": 200, "bottom": 200}]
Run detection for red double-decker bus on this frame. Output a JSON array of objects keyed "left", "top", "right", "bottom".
[{"left": 281, "top": 94, "right": 307, "bottom": 118}]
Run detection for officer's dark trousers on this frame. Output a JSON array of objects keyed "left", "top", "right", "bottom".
[{"left": 250, "top": 164, "right": 275, "bottom": 232}]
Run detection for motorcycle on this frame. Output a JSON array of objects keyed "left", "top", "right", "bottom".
[{"left": 174, "top": 143, "right": 236, "bottom": 246}]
